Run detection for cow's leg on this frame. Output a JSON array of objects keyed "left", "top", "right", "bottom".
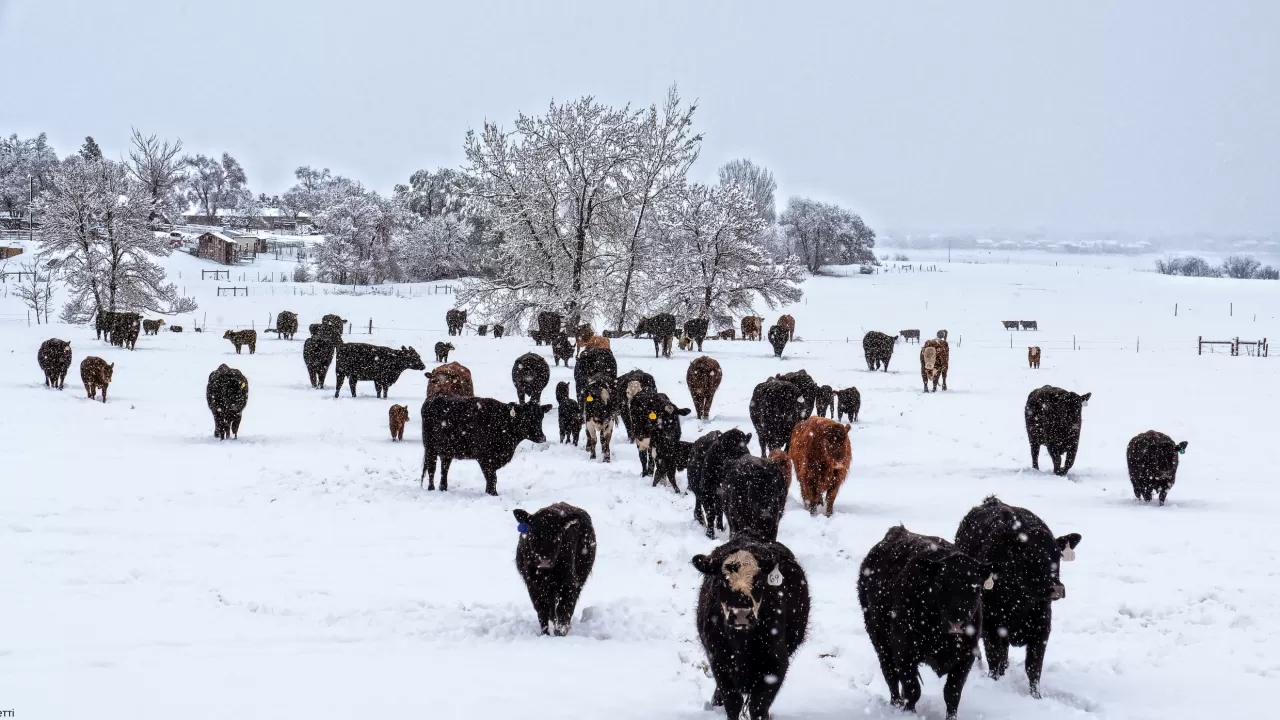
[
  {"left": 1050, "top": 449, "right": 1064, "bottom": 475},
  {"left": 984, "top": 634, "right": 1010, "bottom": 679},
  {"left": 231, "top": 413, "right": 242, "bottom": 439},
  {"left": 943, "top": 655, "right": 976, "bottom": 720},
  {"left": 747, "top": 660, "right": 784, "bottom": 720},
  {"left": 601, "top": 422, "right": 612, "bottom": 463},
  {"left": 1158, "top": 488, "right": 1168, "bottom": 506},
  {"left": 1062, "top": 444, "right": 1078, "bottom": 474},
  {"left": 421, "top": 449, "right": 437, "bottom": 489},
  {"left": 1029, "top": 441, "right": 1041, "bottom": 470},
  {"left": 585, "top": 423, "right": 598, "bottom": 459},
  {"left": 101, "top": 384, "right": 108, "bottom": 403},
  {"left": 720, "top": 690, "right": 745, "bottom": 720},
  {"left": 1026, "top": 638, "right": 1047, "bottom": 699},
  {"left": 525, "top": 580, "right": 553, "bottom": 635},
  {"left": 480, "top": 460, "right": 499, "bottom": 496},
  {"left": 333, "top": 373, "right": 344, "bottom": 398},
  {"left": 639, "top": 446, "right": 652, "bottom": 477},
  {"left": 554, "top": 581, "right": 584, "bottom": 635},
  {"left": 824, "top": 479, "right": 843, "bottom": 517},
  {"left": 941, "top": 367, "right": 948, "bottom": 391},
  {"left": 898, "top": 666, "right": 923, "bottom": 711},
  {"left": 573, "top": 425, "right": 581, "bottom": 446},
  {"left": 438, "top": 456, "right": 452, "bottom": 492},
  {"left": 348, "top": 376, "right": 358, "bottom": 398},
  {"left": 875, "top": 655, "right": 901, "bottom": 706}
]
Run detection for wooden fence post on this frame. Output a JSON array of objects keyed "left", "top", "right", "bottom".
[{"left": 368, "top": 318, "right": 373, "bottom": 335}]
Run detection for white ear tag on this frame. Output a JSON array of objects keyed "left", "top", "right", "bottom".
[
  {"left": 983, "top": 575, "right": 995, "bottom": 590},
  {"left": 767, "top": 566, "right": 783, "bottom": 586},
  {"left": 1062, "top": 546, "right": 1076, "bottom": 562},
  {"left": 510, "top": 407, "right": 517, "bottom": 418}
]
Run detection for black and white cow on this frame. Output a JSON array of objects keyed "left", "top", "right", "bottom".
[
  {"left": 627, "top": 390, "right": 691, "bottom": 491},
  {"left": 615, "top": 369, "right": 657, "bottom": 441},
  {"left": 954, "top": 496, "right": 1082, "bottom": 699},
  {"left": 514, "top": 503, "right": 597, "bottom": 636},
  {"left": 419, "top": 396, "right": 551, "bottom": 495},
  {"left": 858, "top": 525, "right": 992, "bottom": 720},
  {"left": 693, "top": 536, "right": 810, "bottom": 720},
  {"left": 1126, "top": 430, "right": 1188, "bottom": 505}
]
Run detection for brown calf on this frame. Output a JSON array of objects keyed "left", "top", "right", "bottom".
[
  {"left": 1028, "top": 346, "right": 1041, "bottom": 369},
  {"left": 574, "top": 324, "right": 595, "bottom": 357},
  {"left": 788, "top": 416, "right": 852, "bottom": 517},
  {"left": 80, "top": 356, "right": 114, "bottom": 403},
  {"left": 741, "top": 316, "right": 763, "bottom": 341},
  {"left": 426, "top": 362, "right": 474, "bottom": 397},
  {"left": 716, "top": 328, "right": 736, "bottom": 341},
  {"left": 778, "top": 314, "right": 796, "bottom": 341},
  {"left": 686, "top": 356, "right": 723, "bottom": 420},
  {"left": 389, "top": 404, "right": 410, "bottom": 441},
  {"left": 920, "top": 338, "right": 949, "bottom": 392},
  {"left": 581, "top": 335, "right": 611, "bottom": 353},
  {"left": 142, "top": 319, "right": 166, "bottom": 335},
  {"left": 223, "top": 329, "right": 257, "bottom": 354}
]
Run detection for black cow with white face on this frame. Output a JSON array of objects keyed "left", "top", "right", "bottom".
[
  {"left": 628, "top": 390, "right": 691, "bottom": 491},
  {"left": 693, "top": 536, "right": 810, "bottom": 720},
  {"left": 1025, "top": 385, "right": 1092, "bottom": 476},
  {"left": 419, "top": 396, "right": 551, "bottom": 495},
  {"left": 615, "top": 369, "right": 657, "bottom": 441},
  {"left": 858, "top": 525, "right": 992, "bottom": 720},
  {"left": 954, "top": 496, "right": 1082, "bottom": 699},
  {"left": 514, "top": 503, "right": 597, "bottom": 636},
  {"left": 1126, "top": 430, "right": 1188, "bottom": 505}
]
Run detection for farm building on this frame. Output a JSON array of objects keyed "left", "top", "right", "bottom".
[
  {"left": 196, "top": 232, "right": 238, "bottom": 265},
  {"left": 0, "top": 245, "right": 23, "bottom": 260}
]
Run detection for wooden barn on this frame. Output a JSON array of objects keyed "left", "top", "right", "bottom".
[{"left": 196, "top": 232, "right": 238, "bottom": 265}]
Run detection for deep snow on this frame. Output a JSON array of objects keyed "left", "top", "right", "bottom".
[{"left": 1, "top": 250, "right": 1277, "bottom": 719}]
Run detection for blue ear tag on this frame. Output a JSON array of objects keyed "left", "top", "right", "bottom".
[{"left": 517, "top": 523, "right": 530, "bottom": 533}]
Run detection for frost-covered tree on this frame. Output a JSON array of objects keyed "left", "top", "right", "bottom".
[
  {"left": 127, "top": 129, "right": 186, "bottom": 223},
  {"left": 14, "top": 257, "right": 55, "bottom": 324},
  {"left": 282, "top": 166, "right": 333, "bottom": 220},
  {"left": 394, "top": 213, "right": 476, "bottom": 281},
  {"left": 314, "top": 185, "right": 398, "bottom": 284},
  {"left": 779, "top": 197, "right": 877, "bottom": 273},
  {"left": 79, "top": 136, "right": 104, "bottom": 161},
  {"left": 182, "top": 152, "right": 247, "bottom": 222},
  {"left": 1256, "top": 265, "right": 1279, "bottom": 280},
  {"left": 650, "top": 183, "right": 802, "bottom": 326},
  {"left": 233, "top": 191, "right": 264, "bottom": 230},
  {"left": 395, "top": 167, "right": 466, "bottom": 218},
  {"left": 0, "top": 132, "right": 58, "bottom": 219},
  {"left": 39, "top": 156, "right": 196, "bottom": 322},
  {"left": 1221, "top": 254, "right": 1261, "bottom": 279},
  {"left": 717, "top": 158, "right": 777, "bottom": 225}
]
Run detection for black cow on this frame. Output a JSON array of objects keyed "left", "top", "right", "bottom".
[
  {"left": 775, "top": 369, "right": 818, "bottom": 417},
  {"left": 574, "top": 347, "right": 617, "bottom": 405},
  {"left": 635, "top": 313, "right": 676, "bottom": 358},
  {"left": 684, "top": 317, "right": 709, "bottom": 352},
  {"left": 275, "top": 311, "right": 299, "bottom": 340},
  {"left": 1126, "top": 430, "right": 1188, "bottom": 505},
  {"left": 445, "top": 309, "right": 467, "bottom": 336},
  {"left": 698, "top": 429, "right": 752, "bottom": 538},
  {"left": 767, "top": 324, "right": 788, "bottom": 358},
  {"left": 858, "top": 526, "right": 992, "bottom": 720},
  {"left": 863, "top": 331, "right": 897, "bottom": 371},
  {"left": 534, "top": 311, "right": 563, "bottom": 346},
  {"left": 95, "top": 310, "right": 121, "bottom": 341},
  {"left": 551, "top": 333, "right": 574, "bottom": 367},
  {"left": 420, "top": 396, "right": 551, "bottom": 495},
  {"left": 206, "top": 364, "right": 249, "bottom": 440},
  {"left": 723, "top": 451, "right": 790, "bottom": 542},
  {"left": 512, "top": 352, "right": 550, "bottom": 404},
  {"left": 555, "top": 381, "right": 582, "bottom": 445},
  {"left": 333, "top": 344, "right": 426, "bottom": 398},
  {"left": 434, "top": 341, "right": 455, "bottom": 363},
  {"left": 955, "top": 496, "right": 1083, "bottom": 699},
  {"left": 693, "top": 536, "right": 810, "bottom": 720},
  {"left": 493, "top": 324, "right": 505, "bottom": 339},
  {"left": 477, "top": 324, "right": 488, "bottom": 337},
  {"left": 112, "top": 313, "right": 141, "bottom": 350},
  {"left": 749, "top": 379, "right": 804, "bottom": 458},
  {"left": 628, "top": 390, "right": 691, "bottom": 491},
  {"left": 615, "top": 369, "right": 656, "bottom": 440},
  {"left": 1025, "top": 385, "right": 1092, "bottom": 476},
  {"left": 514, "top": 503, "right": 597, "bottom": 636},
  {"left": 37, "top": 338, "right": 73, "bottom": 390},
  {"left": 836, "top": 387, "right": 861, "bottom": 423},
  {"left": 815, "top": 384, "right": 835, "bottom": 418},
  {"left": 302, "top": 335, "right": 337, "bottom": 388},
  {"left": 688, "top": 430, "right": 725, "bottom": 537}
]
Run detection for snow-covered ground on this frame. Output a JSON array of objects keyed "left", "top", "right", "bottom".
[{"left": 1, "top": 250, "right": 1276, "bottom": 719}]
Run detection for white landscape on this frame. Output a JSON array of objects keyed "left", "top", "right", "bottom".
[{"left": 1, "top": 248, "right": 1277, "bottom": 719}]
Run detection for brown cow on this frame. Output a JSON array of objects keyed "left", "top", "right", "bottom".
[
  {"left": 920, "top": 338, "right": 950, "bottom": 392},
  {"left": 142, "top": 319, "right": 166, "bottom": 335},
  {"left": 741, "top": 316, "right": 764, "bottom": 341},
  {"left": 1028, "top": 346, "right": 1041, "bottom": 369},
  {"left": 426, "top": 362, "right": 474, "bottom": 397},
  {"left": 80, "top": 356, "right": 114, "bottom": 403},
  {"left": 581, "top": 335, "right": 611, "bottom": 353},
  {"left": 574, "top": 324, "right": 595, "bottom": 357},
  {"left": 788, "top": 416, "right": 852, "bottom": 517},
  {"left": 716, "top": 328, "right": 736, "bottom": 341},
  {"left": 778, "top": 314, "right": 796, "bottom": 341},
  {"left": 686, "top": 356, "right": 723, "bottom": 420},
  {"left": 223, "top": 329, "right": 257, "bottom": 354},
  {"left": 389, "top": 404, "right": 410, "bottom": 441}
]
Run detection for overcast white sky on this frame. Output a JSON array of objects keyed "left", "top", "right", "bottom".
[{"left": 1, "top": 0, "right": 1277, "bottom": 234}]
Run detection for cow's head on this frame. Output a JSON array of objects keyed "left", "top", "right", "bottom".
[
  {"left": 719, "top": 428, "right": 753, "bottom": 451},
  {"left": 1152, "top": 437, "right": 1187, "bottom": 484},
  {"left": 103, "top": 363, "right": 115, "bottom": 383},
  {"left": 582, "top": 380, "right": 613, "bottom": 424},
  {"left": 440, "top": 342, "right": 455, "bottom": 352},
  {"left": 222, "top": 330, "right": 234, "bottom": 339},
  {"left": 655, "top": 400, "right": 692, "bottom": 442},
  {"left": 922, "top": 346, "right": 939, "bottom": 376},
  {"left": 916, "top": 552, "right": 991, "bottom": 638},
  {"left": 399, "top": 346, "right": 426, "bottom": 371},
  {"left": 1049, "top": 533, "right": 1083, "bottom": 600},
  {"left": 692, "top": 547, "right": 785, "bottom": 632},
  {"left": 507, "top": 402, "right": 552, "bottom": 444},
  {"left": 514, "top": 507, "right": 581, "bottom": 570}
]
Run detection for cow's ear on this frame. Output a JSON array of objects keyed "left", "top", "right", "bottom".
[
  {"left": 540, "top": 404, "right": 553, "bottom": 414},
  {"left": 677, "top": 407, "right": 691, "bottom": 416},
  {"left": 691, "top": 554, "right": 716, "bottom": 575},
  {"left": 1057, "top": 533, "right": 1082, "bottom": 561},
  {"left": 1176, "top": 441, "right": 1188, "bottom": 454},
  {"left": 1079, "top": 392, "right": 1092, "bottom": 404},
  {"left": 513, "top": 509, "right": 531, "bottom": 525},
  {"left": 743, "top": 433, "right": 753, "bottom": 445},
  {"left": 842, "top": 424, "right": 852, "bottom": 433}
]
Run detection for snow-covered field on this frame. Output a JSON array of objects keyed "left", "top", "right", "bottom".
[{"left": 2, "top": 250, "right": 1277, "bottom": 719}]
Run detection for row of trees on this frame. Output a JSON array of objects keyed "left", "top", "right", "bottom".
[{"left": 1155, "top": 254, "right": 1278, "bottom": 280}]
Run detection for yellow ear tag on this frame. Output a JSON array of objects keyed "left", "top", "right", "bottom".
[
  {"left": 586, "top": 395, "right": 593, "bottom": 402},
  {"left": 648, "top": 412, "right": 657, "bottom": 420},
  {"left": 241, "top": 382, "right": 247, "bottom": 389}
]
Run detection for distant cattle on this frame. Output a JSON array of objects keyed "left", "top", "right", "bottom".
[
  {"left": 723, "top": 450, "right": 792, "bottom": 541},
  {"left": 835, "top": 387, "right": 861, "bottom": 423},
  {"left": 741, "top": 316, "right": 763, "bottom": 341},
  {"left": 683, "top": 317, "right": 709, "bottom": 351},
  {"left": 1028, "top": 346, "right": 1041, "bottom": 369},
  {"left": 514, "top": 503, "right": 597, "bottom": 636},
  {"left": 274, "top": 311, "right": 298, "bottom": 340},
  {"left": 814, "top": 385, "right": 835, "bottom": 418},
  {"left": 434, "top": 341, "right": 455, "bottom": 363},
  {"left": 95, "top": 310, "right": 121, "bottom": 341},
  {"left": 142, "top": 319, "right": 166, "bottom": 335},
  {"left": 602, "top": 329, "right": 631, "bottom": 339},
  {"left": 955, "top": 496, "right": 1082, "bottom": 699},
  {"left": 170, "top": 326, "right": 183, "bottom": 333},
  {"left": 937, "top": 329, "right": 948, "bottom": 340},
  {"left": 767, "top": 325, "right": 788, "bottom": 358},
  {"left": 574, "top": 324, "right": 595, "bottom": 357},
  {"left": 1126, "top": 430, "right": 1188, "bottom": 505},
  {"left": 426, "top": 362, "right": 474, "bottom": 397},
  {"left": 303, "top": 335, "right": 338, "bottom": 388},
  {"left": 419, "top": 396, "right": 550, "bottom": 495},
  {"left": 775, "top": 369, "right": 819, "bottom": 417},
  {"left": 858, "top": 526, "right": 991, "bottom": 720},
  {"left": 628, "top": 390, "right": 691, "bottom": 491},
  {"left": 575, "top": 347, "right": 619, "bottom": 463},
  {"left": 862, "top": 331, "right": 897, "bottom": 371},
  {"left": 750, "top": 379, "right": 805, "bottom": 458},
  {"left": 615, "top": 369, "right": 656, "bottom": 441},
  {"left": 920, "top": 338, "right": 949, "bottom": 392},
  {"left": 445, "top": 309, "right": 467, "bottom": 336},
  {"left": 476, "top": 324, "right": 488, "bottom": 336},
  {"left": 532, "top": 312, "right": 563, "bottom": 345},
  {"left": 687, "top": 430, "right": 725, "bottom": 537},
  {"left": 512, "top": 352, "right": 550, "bottom": 404},
  {"left": 555, "top": 381, "right": 582, "bottom": 446},
  {"left": 112, "top": 313, "right": 141, "bottom": 350},
  {"left": 789, "top": 417, "right": 852, "bottom": 517},
  {"left": 493, "top": 324, "right": 505, "bottom": 338},
  {"left": 777, "top": 314, "right": 795, "bottom": 341},
  {"left": 687, "top": 356, "right": 723, "bottom": 420},
  {"left": 636, "top": 313, "right": 677, "bottom": 358},
  {"left": 80, "top": 356, "right": 114, "bottom": 403},
  {"left": 1020, "top": 320, "right": 1038, "bottom": 331},
  {"left": 693, "top": 536, "right": 810, "bottom": 720},
  {"left": 37, "top": 338, "right": 72, "bottom": 390},
  {"left": 580, "top": 336, "right": 610, "bottom": 353},
  {"left": 715, "top": 328, "right": 736, "bottom": 341},
  {"left": 677, "top": 329, "right": 693, "bottom": 351},
  {"left": 900, "top": 329, "right": 921, "bottom": 344},
  {"left": 333, "top": 344, "right": 425, "bottom": 398},
  {"left": 1002, "top": 320, "right": 1020, "bottom": 330},
  {"left": 551, "top": 333, "right": 574, "bottom": 367},
  {"left": 223, "top": 329, "right": 257, "bottom": 355},
  {"left": 389, "top": 404, "right": 410, "bottom": 441},
  {"left": 1025, "top": 385, "right": 1091, "bottom": 476},
  {"left": 206, "top": 364, "right": 248, "bottom": 439}
]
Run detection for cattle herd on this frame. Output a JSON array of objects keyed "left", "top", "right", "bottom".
[{"left": 31, "top": 306, "right": 1191, "bottom": 720}]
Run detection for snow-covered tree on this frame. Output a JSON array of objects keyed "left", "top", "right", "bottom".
[
  {"left": 718, "top": 158, "right": 777, "bottom": 224},
  {"left": 1221, "top": 254, "right": 1262, "bottom": 279},
  {"left": 233, "top": 191, "right": 264, "bottom": 230},
  {"left": 0, "top": 132, "right": 58, "bottom": 219},
  {"left": 282, "top": 166, "right": 333, "bottom": 220},
  {"left": 182, "top": 152, "right": 247, "bottom": 222},
  {"left": 126, "top": 128, "right": 186, "bottom": 223},
  {"left": 394, "top": 213, "right": 475, "bottom": 281},
  {"left": 14, "top": 257, "right": 55, "bottom": 324},
  {"left": 39, "top": 156, "right": 196, "bottom": 322},
  {"left": 650, "top": 183, "right": 802, "bottom": 326},
  {"left": 79, "top": 136, "right": 104, "bottom": 161},
  {"left": 313, "top": 185, "right": 398, "bottom": 285},
  {"left": 395, "top": 168, "right": 466, "bottom": 218},
  {"left": 779, "top": 197, "right": 877, "bottom": 273}
]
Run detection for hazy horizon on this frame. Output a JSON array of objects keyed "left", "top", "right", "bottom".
[{"left": 2, "top": 0, "right": 1277, "bottom": 235}]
